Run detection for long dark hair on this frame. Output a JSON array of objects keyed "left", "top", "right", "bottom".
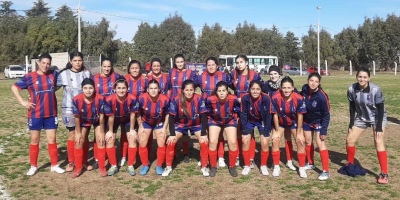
[
  {"left": 356, "top": 67, "right": 370, "bottom": 77},
  {"left": 235, "top": 54, "right": 250, "bottom": 80},
  {"left": 248, "top": 80, "right": 263, "bottom": 92},
  {"left": 173, "top": 54, "right": 185, "bottom": 69},
  {"left": 60, "top": 51, "right": 85, "bottom": 73},
  {"left": 101, "top": 57, "right": 114, "bottom": 75},
  {"left": 211, "top": 81, "right": 229, "bottom": 96},
  {"left": 127, "top": 60, "right": 142, "bottom": 76},
  {"left": 280, "top": 76, "right": 294, "bottom": 87},
  {"left": 179, "top": 79, "right": 195, "bottom": 117},
  {"left": 308, "top": 72, "right": 323, "bottom": 90}
]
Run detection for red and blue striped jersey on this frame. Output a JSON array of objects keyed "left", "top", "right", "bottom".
[
  {"left": 197, "top": 71, "right": 232, "bottom": 99},
  {"left": 103, "top": 93, "right": 139, "bottom": 123},
  {"left": 92, "top": 73, "right": 120, "bottom": 97},
  {"left": 138, "top": 93, "right": 170, "bottom": 126},
  {"left": 14, "top": 71, "right": 58, "bottom": 118},
  {"left": 124, "top": 74, "right": 148, "bottom": 97},
  {"left": 169, "top": 93, "right": 206, "bottom": 128},
  {"left": 73, "top": 93, "right": 105, "bottom": 126},
  {"left": 169, "top": 68, "right": 198, "bottom": 99},
  {"left": 147, "top": 73, "right": 170, "bottom": 96},
  {"left": 271, "top": 91, "right": 307, "bottom": 127},
  {"left": 206, "top": 94, "right": 240, "bottom": 125},
  {"left": 231, "top": 69, "right": 263, "bottom": 98}
]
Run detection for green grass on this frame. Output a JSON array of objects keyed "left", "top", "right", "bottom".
[{"left": 0, "top": 72, "right": 400, "bottom": 199}]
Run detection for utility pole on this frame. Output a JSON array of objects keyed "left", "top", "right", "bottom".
[
  {"left": 317, "top": 6, "right": 321, "bottom": 75},
  {"left": 78, "top": 0, "right": 81, "bottom": 52}
]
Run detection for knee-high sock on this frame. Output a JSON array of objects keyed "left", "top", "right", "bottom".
[
  {"left": 260, "top": 150, "right": 269, "bottom": 166},
  {"left": 346, "top": 146, "right": 355, "bottom": 164},
  {"left": 127, "top": 147, "right": 137, "bottom": 166},
  {"left": 67, "top": 140, "right": 75, "bottom": 163},
  {"left": 106, "top": 146, "right": 117, "bottom": 166},
  {"left": 297, "top": 152, "right": 306, "bottom": 167},
  {"left": 319, "top": 149, "right": 330, "bottom": 172},
  {"left": 285, "top": 140, "right": 293, "bottom": 161},
  {"left": 217, "top": 139, "right": 225, "bottom": 158},
  {"left": 209, "top": 149, "right": 217, "bottom": 167},
  {"left": 139, "top": 146, "right": 149, "bottom": 166},
  {"left": 157, "top": 146, "right": 166, "bottom": 167},
  {"left": 377, "top": 151, "right": 388, "bottom": 174},
  {"left": 229, "top": 149, "right": 238, "bottom": 167},
  {"left": 242, "top": 149, "right": 250, "bottom": 167},
  {"left": 199, "top": 142, "right": 209, "bottom": 167},
  {"left": 48, "top": 143, "right": 59, "bottom": 166},
  {"left": 272, "top": 150, "right": 280, "bottom": 165},
  {"left": 83, "top": 140, "right": 89, "bottom": 165},
  {"left": 29, "top": 144, "right": 39, "bottom": 167},
  {"left": 306, "top": 144, "right": 314, "bottom": 164},
  {"left": 166, "top": 143, "right": 176, "bottom": 166},
  {"left": 249, "top": 138, "right": 256, "bottom": 160},
  {"left": 97, "top": 147, "right": 106, "bottom": 169},
  {"left": 120, "top": 133, "right": 128, "bottom": 159},
  {"left": 74, "top": 148, "right": 83, "bottom": 170}
]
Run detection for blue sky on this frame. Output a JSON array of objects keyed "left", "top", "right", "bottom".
[{"left": 10, "top": 0, "right": 400, "bottom": 42}]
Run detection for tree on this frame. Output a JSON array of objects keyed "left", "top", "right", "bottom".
[
  {"left": 54, "top": 5, "right": 77, "bottom": 52},
  {"left": 232, "top": 21, "right": 264, "bottom": 55},
  {"left": 132, "top": 22, "right": 161, "bottom": 63},
  {"left": 0, "top": 1, "right": 17, "bottom": 17},
  {"left": 25, "top": 0, "right": 51, "bottom": 18},
  {"left": 282, "top": 31, "right": 301, "bottom": 66},
  {"left": 197, "top": 23, "right": 232, "bottom": 62}
]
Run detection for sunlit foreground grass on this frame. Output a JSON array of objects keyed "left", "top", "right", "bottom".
[{"left": 0, "top": 71, "right": 399, "bottom": 199}]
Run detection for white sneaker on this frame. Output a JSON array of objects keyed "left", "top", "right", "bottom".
[
  {"left": 162, "top": 166, "right": 172, "bottom": 177},
  {"left": 272, "top": 165, "right": 281, "bottom": 177},
  {"left": 305, "top": 163, "right": 315, "bottom": 170},
  {"left": 286, "top": 161, "right": 296, "bottom": 171},
  {"left": 218, "top": 158, "right": 226, "bottom": 168},
  {"left": 197, "top": 161, "right": 201, "bottom": 167},
  {"left": 318, "top": 171, "right": 330, "bottom": 181},
  {"left": 26, "top": 166, "right": 37, "bottom": 176},
  {"left": 201, "top": 167, "right": 210, "bottom": 177},
  {"left": 299, "top": 167, "right": 307, "bottom": 178},
  {"left": 50, "top": 165, "right": 65, "bottom": 174},
  {"left": 235, "top": 157, "right": 240, "bottom": 167},
  {"left": 241, "top": 166, "right": 251, "bottom": 175},
  {"left": 260, "top": 165, "right": 269, "bottom": 176},
  {"left": 119, "top": 157, "right": 126, "bottom": 166},
  {"left": 250, "top": 159, "right": 255, "bottom": 169}
]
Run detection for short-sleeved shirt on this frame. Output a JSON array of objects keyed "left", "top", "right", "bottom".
[
  {"left": 73, "top": 93, "right": 105, "bottom": 126},
  {"left": 230, "top": 69, "right": 263, "bottom": 99},
  {"left": 147, "top": 73, "right": 170, "bottom": 96},
  {"left": 103, "top": 94, "right": 139, "bottom": 124},
  {"left": 169, "top": 68, "right": 198, "bottom": 99},
  {"left": 137, "top": 93, "right": 170, "bottom": 126},
  {"left": 347, "top": 82, "right": 386, "bottom": 122},
  {"left": 57, "top": 69, "right": 91, "bottom": 111},
  {"left": 206, "top": 94, "right": 240, "bottom": 125},
  {"left": 14, "top": 71, "right": 58, "bottom": 118},
  {"left": 124, "top": 74, "right": 147, "bottom": 97},
  {"left": 271, "top": 91, "right": 307, "bottom": 127},
  {"left": 197, "top": 71, "right": 232, "bottom": 99},
  {"left": 169, "top": 93, "right": 206, "bottom": 128},
  {"left": 92, "top": 72, "right": 120, "bottom": 97}
]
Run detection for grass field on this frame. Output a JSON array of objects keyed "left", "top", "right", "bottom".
[{"left": 0, "top": 70, "right": 399, "bottom": 200}]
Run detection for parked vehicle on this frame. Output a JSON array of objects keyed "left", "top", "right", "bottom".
[
  {"left": 283, "top": 66, "right": 309, "bottom": 76},
  {"left": 307, "top": 66, "right": 330, "bottom": 76},
  {"left": 5, "top": 65, "right": 26, "bottom": 78}
]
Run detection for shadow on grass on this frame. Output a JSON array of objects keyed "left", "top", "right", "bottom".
[{"left": 387, "top": 116, "right": 400, "bottom": 125}]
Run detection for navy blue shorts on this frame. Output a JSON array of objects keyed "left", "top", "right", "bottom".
[
  {"left": 244, "top": 121, "right": 270, "bottom": 137},
  {"left": 303, "top": 123, "right": 321, "bottom": 132},
  {"left": 28, "top": 116, "right": 58, "bottom": 131},
  {"left": 175, "top": 125, "right": 202, "bottom": 135},
  {"left": 142, "top": 121, "right": 164, "bottom": 130}
]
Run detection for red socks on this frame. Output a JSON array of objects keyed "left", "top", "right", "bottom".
[
  {"left": 97, "top": 147, "right": 106, "bottom": 169},
  {"left": 228, "top": 149, "right": 238, "bottom": 167},
  {"left": 199, "top": 142, "right": 209, "bottom": 167},
  {"left": 377, "top": 151, "right": 388, "bottom": 174},
  {"left": 306, "top": 144, "right": 314, "bottom": 164},
  {"left": 285, "top": 140, "right": 293, "bottom": 161},
  {"left": 166, "top": 143, "right": 176, "bottom": 166},
  {"left": 120, "top": 133, "right": 128, "bottom": 159},
  {"left": 209, "top": 149, "right": 217, "bottom": 167},
  {"left": 319, "top": 149, "right": 329, "bottom": 172},
  {"left": 217, "top": 139, "right": 225, "bottom": 158},
  {"left": 237, "top": 139, "right": 242, "bottom": 157},
  {"left": 242, "top": 149, "right": 250, "bottom": 166},
  {"left": 74, "top": 148, "right": 83, "bottom": 170},
  {"left": 29, "top": 144, "right": 39, "bottom": 167},
  {"left": 260, "top": 151, "right": 269, "bottom": 166},
  {"left": 139, "top": 146, "right": 148, "bottom": 166},
  {"left": 47, "top": 143, "right": 59, "bottom": 166},
  {"left": 272, "top": 150, "right": 280, "bottom": 165},
  {"left": 297, "top": 152, "right": 306, "bottom": 167},
  {"left": 128, "top": 147, "right": 138, "bottom": 166},
  {"left": 346, "top": 146, "right": 356, "bottom": 164},
  {"left": 106, "top": 147, "right": 117, "bottom": 166},
  {"left": 157, "top": 146, "right": 166, "bottom": 166},
  {"left": 67, "top": 140, "right": 75, "bottom": 163}
]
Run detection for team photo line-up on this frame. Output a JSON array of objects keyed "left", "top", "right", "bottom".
[{"left": 10, "top": 52, "right": 388, "bottom": 184}]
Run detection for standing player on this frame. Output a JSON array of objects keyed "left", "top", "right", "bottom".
[
  {"left": 168, "top": 54, "right": 198, "bottom": 163},
  {"left": 231, "top": 55, "right": 263, "bottom": 168},
  {"left": 240, "top": 80, "right": 273, "bottom": 176},
  {"left": 102, "top": 77, "right": 139, "bottom": 176},
  {"left": 57, "top": 51, "right": 91, "bottom": 172},
  {"left": 206, "top": 81, "right": 240, "bottom": 177},
  {"left": 136, "top": 80, "right": 170, "bottom": 175},
  {"left": 71, "top": 78, "right": 106, "bottom": 178},
  {"left": 345, "top": 67, "right": 389, "bottom": 184},
  {"left": 91, "top": 58, "right": 120, "bottom": 168},
  {"left": 11, "top": 53, "right": 65, "bottom": 176},
  {"left": 301, "top": 73, "right": 331, "bottom": 180},
  {"left": 198, "top": 57, "right": 232, "bottom": 167},
  {"left": 271, "top": 77, "right": 307, "bottom": 178},
  {"left": 147, "top": 58, "right": 170, "bottom": 97},
  {"left": 162, "top": 80, "right": 209, "bottom": 177},
  {"left": 122, "top": 60, "right": 147, "bottom": 167}
]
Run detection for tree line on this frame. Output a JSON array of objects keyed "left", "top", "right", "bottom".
[{"left": 1, "top": 0, "right": 400, "bottom": 72}]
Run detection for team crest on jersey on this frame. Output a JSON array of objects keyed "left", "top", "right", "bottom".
[
  {"left": 170, "top": 102, "right": 175, "bottom": 110},
  {"left": 97, "top": 84, "right": 100, "bottom": 88},
  {"left": 200, "top": 100, "right": 205, "bottom": 108},
  {"left": 81, "top": 109, "right": 84, "bottom": 112},
  {"left": 35, "top": 81, "right": 39, "bottom": 85},
  {"left": 312, "top": 101, "right": 317, "bottom": 107}
]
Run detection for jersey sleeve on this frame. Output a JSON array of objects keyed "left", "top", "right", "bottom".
[
  {"left": 103, "top": 98, "right": 113, "bottom": 116},
  {"left": 199, "top": 97, "right": 207, "bottom": 114},
  {"left": 319, "top": 92, "right": 331, "bottom": 135},
  {"left": 56, "top": 71, "right": 65, "bottom": 87},
  {"left": 168, "top": 98, "right": 178, "bottom": 116},
  {"left": 271, "top": 98, "right": 278, "bottom": 114},
  {"left": 240, "top": 97, "right": 250, "bottom": 134},
  {"left": 233, "top": 98, "right": 241, "bottom": 114},
  {"left": 374, "top": 87, "right": 385, "bottom": 104},
  {"left": 130, "top": 98, "right": 139, "bottom": 113},
  {"left": 72, "top": 98, "right": 80, "bottom": 116},
  {"left": 14, "top": 75, "right": 29, "bottom": 90},
  {"left": 261, "top": 96, "right": 272, "bottom": 134},
  {"left": 297, "top": 98, "right": 307, "bottom": 114},
  {"left": 347, "top": 85, "right": 355, "bottom": 102}
]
